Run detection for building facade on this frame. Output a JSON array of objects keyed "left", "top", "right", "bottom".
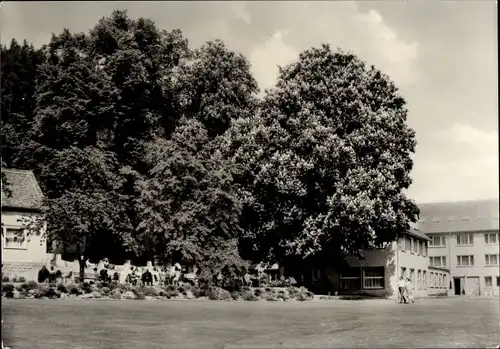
[
  {"left": 320, "top": 228, "right": 451, "bottom": 299},
  {"left": 1, "top": 169, "right": 47, "bottom": 281},
  {"left": 418, "top": 199, "right": 499, "bottom": 297}
]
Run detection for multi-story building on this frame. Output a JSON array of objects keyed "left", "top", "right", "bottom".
[{"left": 418, "top": 199, "right": 499, "bottom": 297}]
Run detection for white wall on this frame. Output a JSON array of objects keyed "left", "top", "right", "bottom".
[{"left": 1, "top": 211, "right": 47, "bottom": 263}]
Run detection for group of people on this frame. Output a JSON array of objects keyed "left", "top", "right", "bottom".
[{"left": 398, "top": 276, "right": 415, "bottom": 304}]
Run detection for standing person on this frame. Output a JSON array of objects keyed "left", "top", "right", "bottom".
[
  {"left": 405, "top": 277, "right": 414, "bottom": 304},
  {"left": 398, "top": 276, "right": 407, "bottom": 303}
]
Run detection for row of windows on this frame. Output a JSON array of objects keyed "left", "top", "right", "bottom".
[
  {"left": 400, "top": 267, "right": 448, "bottom": 290},
  {"left": 431, "top": 254, "right": 499, "bottom": 267},
  {"left": 339, "top": 267, "right": 385, "bottom": 290},
  {"left": 398, "top": 236, "right": 427, "bottom": 256},
  {"left": 429, "top": 233, "right": 499, "bottom": 247}
]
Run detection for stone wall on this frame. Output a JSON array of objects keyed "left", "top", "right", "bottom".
[{"left": 2, "top": 261, "right": 46, "bottom": 281}]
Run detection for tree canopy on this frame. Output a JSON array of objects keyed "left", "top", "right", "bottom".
[{"left": 1, "top": 11, "right": 419, "bottom": 279}]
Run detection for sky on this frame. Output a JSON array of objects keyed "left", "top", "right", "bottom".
[{"left": 0, "top": 1, "right": 498, "bottom": 204}]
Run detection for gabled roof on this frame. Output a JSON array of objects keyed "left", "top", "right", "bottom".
[
  {"left": 417, "top": 199, "right": 499, "bottom": 233},
  {"left": 1, "top": 169, "right": 44, "bottom": 211}
]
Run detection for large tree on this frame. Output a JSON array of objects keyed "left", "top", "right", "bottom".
[
  {"left": 135, "top": 119, "right": 246, "bottom": 282},
  {"left": 220, "top": 45, "right": 419, "bottom": 264}
]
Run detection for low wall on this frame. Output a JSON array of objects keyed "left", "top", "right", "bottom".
[{"left": 2, "top": 261, "right": 46, "bottom": 281}]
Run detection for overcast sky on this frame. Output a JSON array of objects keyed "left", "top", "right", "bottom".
[{"left": 1, "top": 1, "right": 497, "bottom": 204}]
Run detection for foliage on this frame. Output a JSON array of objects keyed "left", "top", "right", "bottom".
[
  {"left": 2, "top": 283, "right": 15, "bottom": 293},
  {"left": 2, "top": 276, "right": 10, "bottom": 282},
  {"left": 220, "top": 44, "right": 419, "bottom": 263}
]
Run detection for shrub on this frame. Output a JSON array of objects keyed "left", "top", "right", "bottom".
[
  {"left": 57, "top": 284, "right": 68, "bottom": 293},
  {"left": 2, "top": 283, "right": 14, "bottom": 293},
  {"left": 142, "top": 287, "right": 159, "bottom": 297},
  {"left": 2, "top": 276, "right": 9, "bottom": 282},
  {"left": 265, "top": 293, "right": 278, "bottom": 301},
  {"left": 100, "top": 287, "right": 111, "bottom": 295},
  {"left": 254, "top": 288, "right": 263, "bottom": 297},
  {"left": 18, "top": 276, "right": 26, "bottom": 283},
  {"left": 242, "top": 291, "right": 258, "bottom": 301},
  {"left": 15, "top": 284, "right": 23, "bottom": 292},
  {"left": 231, "top": 291, "right": 241, "bottom": 300},
  {"left": 134, "top": 291, "right": 146, "bottom": 300},
  {"left": 68, "top": 284, "right": 81, "bottom": 295},
  {"left": 110, "top": 292, "right": 122, "bottom": 300},
  {"left": 191, "top": 287, "right": 203, "bottom": 298},
  {"left": 81, "top": 282, "right": 92, "bottom": 294},
  {"left": 27, "top": 281, "right": 38, "bottom": 290},
  {"left": 11, "top": 277, "right": 18, "bottom": 283}
]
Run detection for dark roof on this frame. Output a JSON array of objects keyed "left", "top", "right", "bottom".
[
  {"left": 417, "top": 199, "right": 499, "bottom": 233},
  {"left": 404, "top": 227, "right": 431, "bottom": 241},
  {"left": 1, "top": 169, "right": 44, "bottom": 210}
]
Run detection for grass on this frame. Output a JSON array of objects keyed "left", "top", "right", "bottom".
[{"left": 2, "top": 297, "right": 499, "bottom": 348}]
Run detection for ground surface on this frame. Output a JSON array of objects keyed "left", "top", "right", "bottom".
[{"left": 2, "top": 297, "right": 499, "bottom": 349}]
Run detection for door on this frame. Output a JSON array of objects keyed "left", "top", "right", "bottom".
[
  {"left": 453, "top": 277, "right": 461, "bottom": 295},
  {"left": 466, "top": 277, "right": 480, "bottom": 296}
]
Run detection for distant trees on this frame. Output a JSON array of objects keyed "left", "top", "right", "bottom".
[{"left": 0, "top": 11, "right": 419, "bottom": 281}]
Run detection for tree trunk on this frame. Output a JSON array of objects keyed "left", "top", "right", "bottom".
[{"left": 76, "top": 243, "right": 85, "bottom": 283}]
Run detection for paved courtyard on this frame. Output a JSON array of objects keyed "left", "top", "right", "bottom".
[{"left": 2, "top": 297, "right": 499, "bottom": 348}]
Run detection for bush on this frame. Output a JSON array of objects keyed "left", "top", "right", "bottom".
[
  {"left": 2, "top": 283, "right": 14, "bottom": 294},
  {"left": 265, "top": 293, "right": 278, "bottom": 301},
  {"left": 231, "top": 291, "right": 242, "bottom": 300},
  {"left": 142, "top": 287, "right": 159, "bottom": 297},
  {"left": 254, "top": 288, "right": 263, "bottom": 297},
  {"left": 100, "top": 287, "right": 111, "bottom": 295},
  {"left": 27, "top": 281, "right": 38, "bottom": 290},
  {"left": 68, "top": 284, "right": 81, "bottom": 296},
  {"left": 18, "top": 276, "right": 26, "bottom": 283},
  {"left": 110, "top": 292, "right": 122, "bottom": 300},
  {"left": 15, "top": 284, "right": 23, "bottom": 292},
  {"left": 81, "top": 282, "right": 92, "bottom": 294},
  {"left": 57, "top": 284, "right": 68, "bottom": 293},
  {"left": 242, "top": 290, "right": 259, "bottom": 301},
  {"left": 2, "top": 275, "right": 9, "bottom": 282},
  {"left": 134, "top": 291, "right": 145, "bottom": 300},
  {"left": 207, "top": 287, "right": 231, "bottom": 301},
  {"left": 191, "top": 287, "right": 203, "bottom": 298}
]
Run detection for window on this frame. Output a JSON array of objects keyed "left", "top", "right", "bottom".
[
  {"left": 417, "top": 270, "right": 422, "bottom": 290},
  {"left": 457, "top": 255, "right": 474, "bottom": 266},
  {"left": 398, "top": 237, "right": 404, "bottom": 250},
  {"left": 444, "top": 275, "right": 447, "bottom": 289},
  {"left": 485, "top": 254, "right": 499, "bottom": 266},
  {"left": 3, "top": 228, "right": 27, "bottom": 249},
  {"left": 423, "top": 242, "right": 427, "bottom": 256},
  {"left": 409, "top": 269, "right": 415, "bottom": 285},
  {"left": 456, "top": 234, "right": 474, "bottom": 246},
  {"left": 312, "top": 268, "right": 322, "bottom": 283},
  {"left": 485, "top": 276, "right": 492, "bottom": 287},
  {"left": 340, "top": 267, "right": 361, "bottom": 290},
  {"left": 429, "top": 272, "right": 434, "bottom": 288},
  {"left": 497, "top": 277, "right": 500, "bottom": 287},
  {"left": 442, "top": 275, "right": 446, "bottom": 289},
  {"left": 423, "top": 270, "right": 427, "bottom": 290},
  {"left": 363, "top": 267, "right": 384, "bottom": 289},
  {"left": 419, "top": 241, "right": 424, "bottom": 255},
  {"left": 412, "top": 239, "right": 418, "bottom": 254},
  {"left": 401, "top": 267, "right": 407, "bottom": 279},
  {"left": 404, "top": 237, "right": 411, "bottom": 251},
  {"left": 484, "top": 233, "right": 499, "bottom": 245},
  {"left": 429, "top": 256, "right": 446, "bottom": 268},
  {"left": 429, "top": 235, "right": 445, "bottom": 247}
]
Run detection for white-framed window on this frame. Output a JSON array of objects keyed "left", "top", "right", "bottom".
[
  {"left": 417, "top": 269, "right": 422, "bottom": 290},
  {"left": 409, "top": 268, "right": 415, "bottom": 286},
  {"left": 484, "top": 233, "right": 499, "bottom": 245},
  {"left": 485, "top": 254, "right": 499, "bottom": 266},
  {"left": 429, "top": 235, "right": 445, "bottom": 247},
  {"left": 363, "top": 266, "right": 384, "bottom": 289},
  {"left": 429, "top": 272, "right": 434, "bottom": 288},
  {"left": 3, "top": 228, "right": 28, "bottom": 249},
  {"left": 404, "top": 237, "right": 411, "bottom": 251},
  {"left": 400, "top": 267, "right": 407, "bottom": 279},
  {"left": 423, "top": 270, "right": 427, "bottom": 290},
  {"left": 418, "top": 241, "right": 424, "bottom": 255},
  {"left": 340, "top": 267, "right": 361, "bottom": 290},
  {"left": 412, "top": 239, "right": 418, "bottom": 254},
  {"left": 429, "top": 256, "right": 446, "bottom": 268},
  {"left": 456, "top": 234, "right": 474, "bottom": 246},
  {"left": 457, "top": 255, "right": 474, "bottom": 266},
  {"left": 485, "top": 276, "right": 493, "bottom": 287}
]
